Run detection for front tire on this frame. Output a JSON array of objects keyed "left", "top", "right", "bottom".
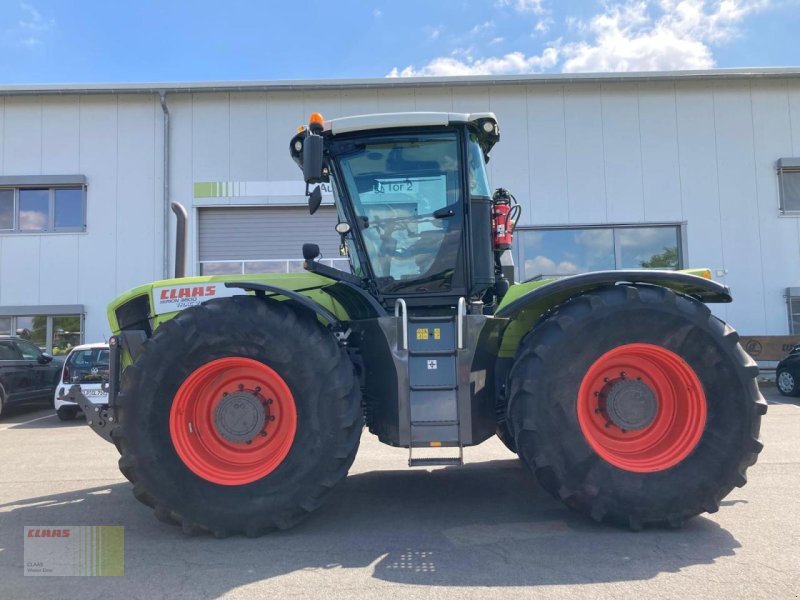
[
  {"left": 776, "top": 368, "right": 798, "bottom": 396},
  {"left": 113, "top": 295, "right": 363, "bottom": 537},
  {"left": 506, "top": 285, "right": 767, "bottom": 529}
]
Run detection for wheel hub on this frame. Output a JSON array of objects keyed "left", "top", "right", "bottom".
[
  {"left": 603, "top": 378, "right": 658, "bottom": 431},
  {"left": 213, "top": 390, "right": 267, "bottom": 444}
]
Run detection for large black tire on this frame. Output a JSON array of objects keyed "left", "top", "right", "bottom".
[
  {"left": 113, "top": 295, "right": 363, "bottom": 537},
  {"left": 495, "top": 420, "right": 517, "bottom": 454},
  {"left": 506, "top": 285, "right": 767, "bottom": 530}
]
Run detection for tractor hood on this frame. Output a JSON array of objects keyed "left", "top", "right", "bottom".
[{"left": 107, "top": 272, "right": 343, "bottom": 337}]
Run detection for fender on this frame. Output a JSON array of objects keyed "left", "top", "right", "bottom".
[
  {"left": 495, "top": 270, "right": 731, "bottom": 359},
  {"left": 224, "top": 281, "right": 341, "bottom": 325}
]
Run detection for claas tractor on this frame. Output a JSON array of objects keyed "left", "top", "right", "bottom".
[{"left": 71, "top": 111, "right": 766, "bottom": 537}]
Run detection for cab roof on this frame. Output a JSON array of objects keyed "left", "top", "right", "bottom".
[{"left": 323, "top": 111, "right": 497, "bottom": 135}]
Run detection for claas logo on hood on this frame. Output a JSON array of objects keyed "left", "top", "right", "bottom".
[{"left": 159, "top": 285, "right": 217, "bottom": 300}]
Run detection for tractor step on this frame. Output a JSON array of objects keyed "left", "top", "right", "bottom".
[
  {"left": 408, "top": 457, "right": 463, "bottom": 468},
  {"left": 408, "top": 444, "right": 464, "bottom": 467}
]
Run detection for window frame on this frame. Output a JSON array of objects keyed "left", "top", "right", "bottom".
[
  {"left": 777, "top": 158, "right": 800, "bottom": 215},
  {"left": 0, "top": 184, "right": 87, "bottom": 234},
  {"left": 787, "top": 288, "right": 800, "bottom": 334},
  {"left": 513, "top": 222, "right": 686, "bottom": 281}
]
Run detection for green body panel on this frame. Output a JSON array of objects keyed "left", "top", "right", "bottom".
[
  {"left": 107, "top": 272, "right": 342, "bottom": 336},
  {"left": 494, "top": 268, "right": 716, "bottom": 359},
  {"left": 495, "top": 283, "right": 552, "bottom": 359}
]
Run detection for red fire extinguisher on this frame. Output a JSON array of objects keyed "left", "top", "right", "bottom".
[{"left": 491, "top": 188, "right": 520, "bottom": 251}]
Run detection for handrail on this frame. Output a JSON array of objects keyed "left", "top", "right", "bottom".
[
  {"left": 457, "top": 297, "right": 466, "bottom": 350},
  {"left": 394, "top": 298, "right": 408, "bottom": 350}
]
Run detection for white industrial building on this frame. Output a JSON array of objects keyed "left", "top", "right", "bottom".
[{"left": 1, "top": 68, "right": 800, "bottom": 355}]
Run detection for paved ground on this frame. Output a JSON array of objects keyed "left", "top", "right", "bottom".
[{"left": 0, "top": 385, "right": 797, "bottom": 599}]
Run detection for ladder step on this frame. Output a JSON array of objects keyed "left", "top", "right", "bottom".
[{"left": 408, "top": 457, "right": 463, "bottom": 467}]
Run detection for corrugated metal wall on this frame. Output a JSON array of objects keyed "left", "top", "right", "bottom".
[
  {"left": 0, "top": 94, "right": 162, "bottom": 345},
  {"left": 198, "top": 206, "right": 340, "bottom": 261}
]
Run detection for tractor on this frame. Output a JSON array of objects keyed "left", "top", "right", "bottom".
[{"left": 70, "top": 111, "right": 766, "bottom": 537}]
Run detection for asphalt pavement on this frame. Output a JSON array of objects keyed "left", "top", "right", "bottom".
[{"left": 0, "top": 385, "right": 797, "bottom": 599}]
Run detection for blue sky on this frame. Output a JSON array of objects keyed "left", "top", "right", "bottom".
[{"left": 1, "top": 0, "right": 798, "bottom": 84}]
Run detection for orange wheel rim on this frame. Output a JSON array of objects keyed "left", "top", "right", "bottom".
[
  {"left": 169, "top": 357, "right": 297, "bottom": 485},
  {"left": 577, "top": 343, "right": 706, "bottom": 473}
]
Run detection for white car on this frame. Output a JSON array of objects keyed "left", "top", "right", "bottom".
[{"left": 54, "top": 343, "right": 110, "bottom": 421}]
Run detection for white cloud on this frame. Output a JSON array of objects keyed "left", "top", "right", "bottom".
[
  {"left": 389, "top": 0, "right": 769, "bottom": 77},
  {"left": 525, "top": 256, "right": 579, "bottom": 276},
  {"left": 534, "top": 17, "right": 554, "bottom": 34},
  {"left": 14, "top": 2, "right": 55, "bottom": 48},
  {"left": 561, "top": 0, "right": 771, "bottom": 72},
  {"left": 19, "top": 210, "right": 46, "bottom": 230},
  {"left": 387, "top": 48, "right": 559, "bottom": 77},
  {"left": 495, "top": 0, "right": 548, "bottom": 14},
  {"left": 470, "top": 20, "right": 495, "bottom": 36}
]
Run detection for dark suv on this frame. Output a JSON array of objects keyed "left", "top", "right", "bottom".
[{"left": 0, "top": 336, "right": 63, "bottom": 418}]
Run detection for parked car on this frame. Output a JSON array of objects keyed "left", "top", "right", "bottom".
[
  {"left": 776, "top": 344, "right": 800, "bottom": 397},
  {"left": 54, "top": 343, "right": 110, "bottom": 421},
  {"left": 0, "top": 336, "right": 63, "bottom": 418}
]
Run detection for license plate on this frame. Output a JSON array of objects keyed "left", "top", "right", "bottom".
[{"left": 82, "top": 389, "right": 107, "bottom": 398}]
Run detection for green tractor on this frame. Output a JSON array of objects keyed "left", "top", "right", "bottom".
[{"left": 73, "top": 111, "right": 766, "bottom": 536}]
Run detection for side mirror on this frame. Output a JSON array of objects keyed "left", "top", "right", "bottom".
[
  {"left": 302, "top": 243, "right": 320, "bottom": 261},
  {"left": 308, "top": 185, "right": 322, "bottom": 215},
  {"left": 38, "top": 353, "right": 53, "bottom": 364},
  {"left": 303, "top": 134, "right": 324, "bottom": 184}
]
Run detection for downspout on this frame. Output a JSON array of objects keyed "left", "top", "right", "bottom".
[{"left": 159, "top": 91, "right": 170, "bottom": 279}]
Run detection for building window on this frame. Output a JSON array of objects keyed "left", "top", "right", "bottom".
[
  {"left": 0, "top": 186, "right": 86, "bottom": 233},
  {"left": 0, "top": 314, "right": 84, "bottom": 355},
  {"left": 788, "top": 289, "right": 800, "bottom": 334},
  {"left": 778, "top": 158, "right": 800, "bottom": 214},
  {"left": 514, "top": 224, "right": 683, "bottom": 281}
]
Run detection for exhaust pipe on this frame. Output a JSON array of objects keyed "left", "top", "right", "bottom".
[{"left": 171, "top": 202, "right": 188, "bottom": 279}]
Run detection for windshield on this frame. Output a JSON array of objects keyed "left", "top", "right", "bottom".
[{"left": 334, "top": 133, "right": 463, "bottom": 294}]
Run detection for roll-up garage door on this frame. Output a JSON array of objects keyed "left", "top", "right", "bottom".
[{"left": 198, "top": 206, "right": 344, "bottom": 274}]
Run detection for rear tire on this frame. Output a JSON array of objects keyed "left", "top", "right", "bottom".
[
  {"left": 113, "top": 295, "right": 363, "bottom": 536},
  {"left": 57, "top": 406, "right": 78, "bottom": 421},
  {"left": 506, "top": 285, "right": 767, "bottom": 529}
]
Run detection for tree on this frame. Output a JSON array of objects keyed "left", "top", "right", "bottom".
[{"left": 641, "top": 246, "right": 678, "bottom": 269}]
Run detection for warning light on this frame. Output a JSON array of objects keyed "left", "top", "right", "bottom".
[{"left": 309, "top": 112, "right": 324, "bottom": 126}]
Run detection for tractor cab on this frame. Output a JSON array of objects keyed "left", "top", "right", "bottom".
[{"left": 291, "top": 112, "right": 506, "bottom": 310}]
